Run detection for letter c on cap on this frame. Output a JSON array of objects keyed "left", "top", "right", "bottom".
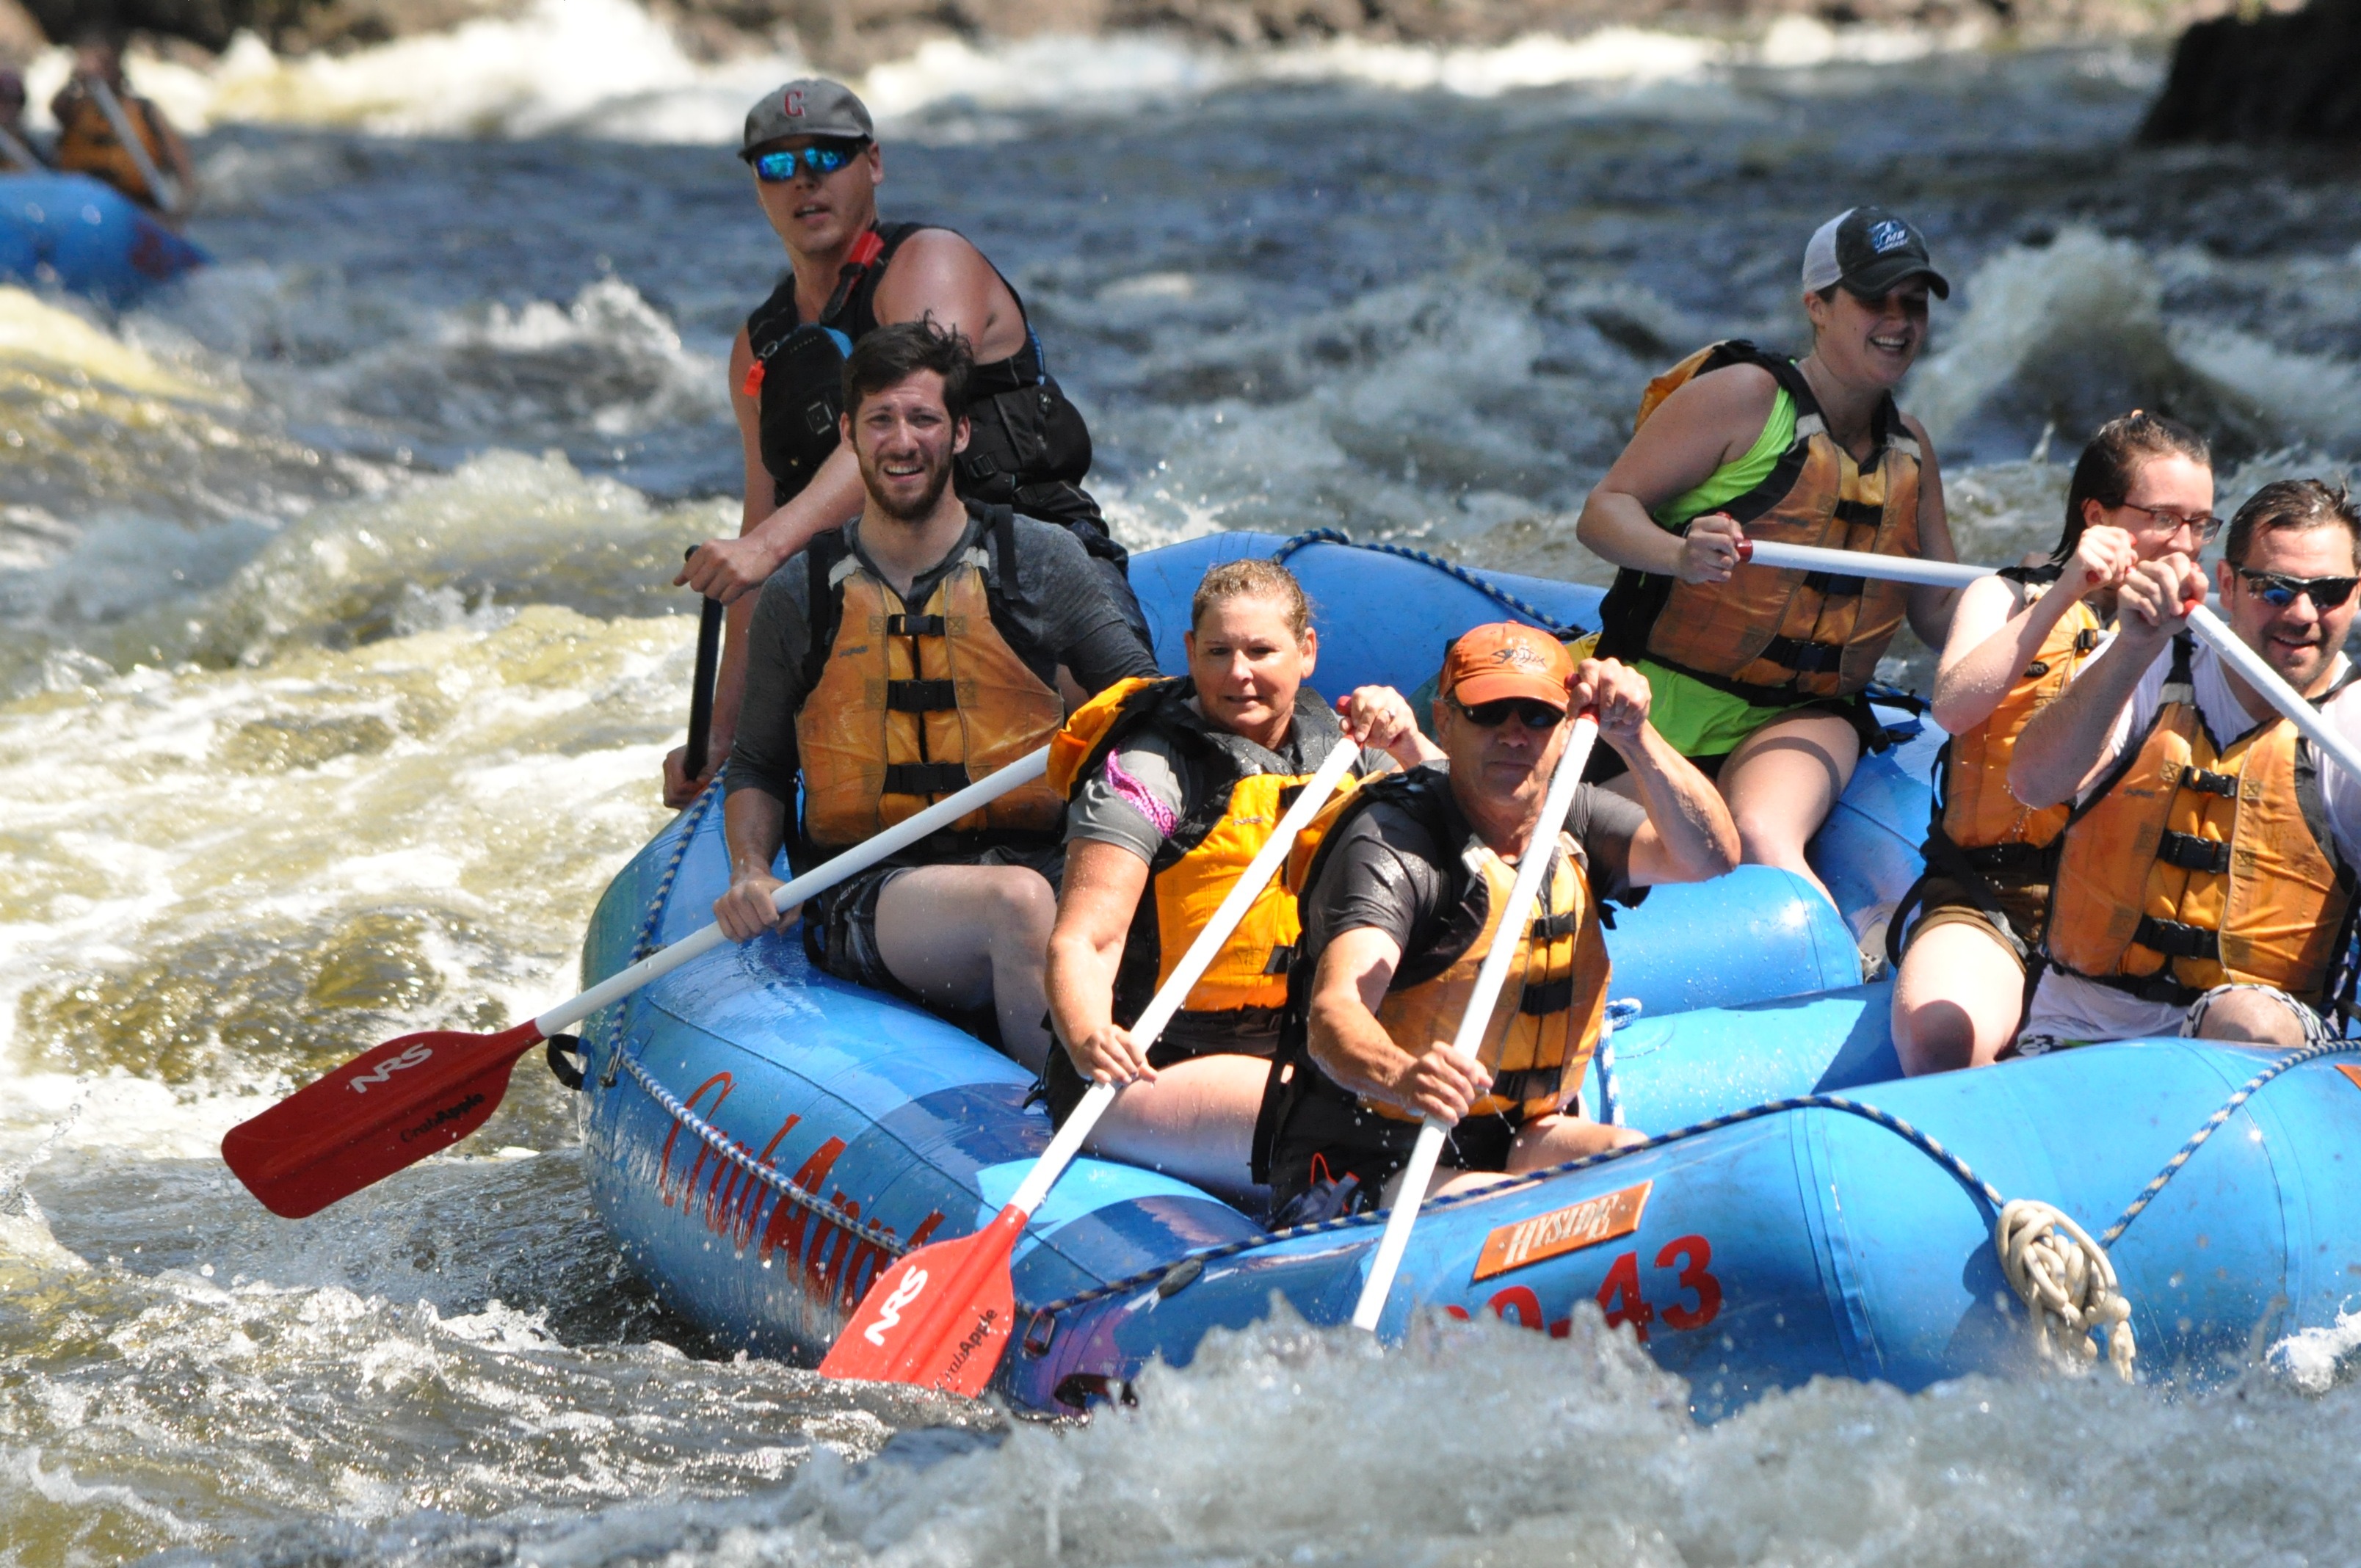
[{"left": 785, "top": 89, "right": 804, "bottom": 117}]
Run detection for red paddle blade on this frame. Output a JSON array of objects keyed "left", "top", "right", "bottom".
[
  {"left": 221, "top": 1021, "right": 543, "bottom": 1219},
  {"left": 819, "top": 1205, "right": 1026, "bottom": 1395}
]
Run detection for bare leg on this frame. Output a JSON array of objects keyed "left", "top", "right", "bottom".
[
  {"left": 1082, "top": 1053, "right": 1271, "bottom": 1196},
  {"left": 2187, "top": 987, "right": 2310, "bottom": 1046},
  {"left": 1890, "top": 921, "right": 2028, "bottom": 1075},
  {"left": 1714, "top": 710, "right": 1863, "bottom": 907},
  {"left": 874, "top": 863, "right": 1058, "bottom": 1072}
]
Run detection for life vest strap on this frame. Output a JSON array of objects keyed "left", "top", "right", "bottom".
[
  {"left": 2181, "top": 766, "right": 2238, "bottom": 797},
  {"left": 1760, "top": 634, "right": 1846, "bottom": 675},
  {"left": 1519, "top": 976, "right": 1576, "bottom": 1015},
  {"left": 1961, "top": 841, "right": 2050, "bottom": 874},
  {"left": 1531, "top": 910, "right": 1584, "bottom": 940},
  {"left": 1263, "top": 945, "right": 1296, "bottom": 976},
  {"left": 2155, "top": 830, "right": 2233, "bottom": 874},
  {"left": 1832, "top": 498, "right": 1885, "bottom": 527},
  {"left": 881, "top": 761, "right": 972, "bottom": 796},
  {"left": 2133, "top": 915, "right": 2220, "bottom": 962},
  {"left": 886, "top": 613, "right": 946, "bottom": 636},
  {"left": 885, "top": 678, "right": 959, "bottom": 713},
  {"left": 1800, "top": 570, "right": 1867, "bottom": 598}
]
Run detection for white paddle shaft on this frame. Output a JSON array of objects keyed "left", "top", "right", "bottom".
[
  {"left": 88, "top": 77, "right": 182, "bottom": 217},
  {"left": 535, "top": 748, "right": 1051, "bottom": 1037},
  {"left": 1351, "top": 715, "right": 1600, "bottom": 1332},
  {"left": 1007, "top": 736, "right": 1363, "bottom": 1216},
  {"left": 1741, "top": 540, "right": 2361, "bottom": 787}
]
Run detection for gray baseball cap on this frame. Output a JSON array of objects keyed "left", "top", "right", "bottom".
[
  {"left": 1801, "top": 206, "right": 1951, "bottom": 300},
  {"left": 739, "top": 79, "right": 874, "bottom": 159}
]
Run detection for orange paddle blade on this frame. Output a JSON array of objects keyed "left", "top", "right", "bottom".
[
  {"left": 221, "top": 1021, "right": 544, "bottom": 1219},
  {"left": 819, "top": 1204, "right": 1026, "bottom": 1394}
]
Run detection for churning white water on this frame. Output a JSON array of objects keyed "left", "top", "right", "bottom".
[{"left": 5, "top": 10, "right": 2361, "bottom": 1564}]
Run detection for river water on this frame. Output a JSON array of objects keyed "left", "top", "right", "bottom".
[{"left": 7, "top": 4, "right": 2361, "bottom": 1563}]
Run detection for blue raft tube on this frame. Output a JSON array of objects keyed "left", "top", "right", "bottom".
[
  {"left": 0, "top": 173, "right": 205, "bottom": 302},
  {"left": 573, "top": 531, "right": 2361, "bottom": 1416}
]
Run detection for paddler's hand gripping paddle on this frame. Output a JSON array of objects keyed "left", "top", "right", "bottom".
[
  {"left": 220, "top": 748, "right": 1054, "bottom": 1220},
  {"left": 1349, "top": 712, "right": 1599, "bottom": 1331},
  {"left": 817, "top": 736, "right": 1364, "bottom": 1395},
  {"left": 1735, "top": 538, "right": 2361, "bottom": 790}
]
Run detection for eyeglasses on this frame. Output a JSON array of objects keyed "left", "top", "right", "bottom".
[
  {"left": 2117, "top": 501, "right": 2222, "bottom": 545},
  {"left": 752, "top": 140, "right": 867, "bottom": 184},
  {"left": 1451, "top": 694, "right": 1565, "bottom": 730},
  {"left": 2235, "top": 568, "right": 2361, "bottom": 610}
]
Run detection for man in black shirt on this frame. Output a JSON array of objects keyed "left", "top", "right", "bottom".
[
  {"left": 715, "top": 322, "right": 1158, "bottom": 1070},
  {"left": 1261, "top": 624, "right": 1738, "bottom": 1219}
]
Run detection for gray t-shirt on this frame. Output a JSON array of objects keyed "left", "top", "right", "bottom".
[
  {"left": 727, "top": 504, "right": 1158, "bottom": 805},
  {"left": 1297, "top": 762, "right": 1645, "bottom": 966},
  {"left": 1067, "top": 705, "right": 1390, "bottom": 863}
]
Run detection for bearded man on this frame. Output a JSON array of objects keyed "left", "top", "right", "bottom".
[{"left": 714, "top": 319, "right": 1158, "bottom": 1069}]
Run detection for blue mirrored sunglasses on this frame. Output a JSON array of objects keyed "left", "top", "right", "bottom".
[
  {"left": 752, "top": 141, "right": 866, "bottom": 183},
  {"left": 2235, "top": 568, "right": 2361, "bottom": 610}
]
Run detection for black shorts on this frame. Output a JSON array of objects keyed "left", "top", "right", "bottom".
[
  {"left": 1266, "top": 1086, "right": 1524, "bottom": 1214},
  {"left": 804, "top": 839, "right": 1065, "bottom": 996},
  {"left": 1039, "top": 1006, "right": 1283, "bottom": 1125}
]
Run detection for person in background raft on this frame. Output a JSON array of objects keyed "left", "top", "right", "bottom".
[
  {"left": 712, "top": 320, "right": 1158, "bottom": 1072},
  {"left": 1888, "top": 413, "right": 2216, "bottom": 1075},
  {"left": 0, "top": 70, "right": 48, "bottom": 173},
  {"left": 1257, "top": 625, "right": 1740, "bottom": 1222},
  {"left": 1040, "top": 559, "right": 1443, "bottom": 1194},
  {"left": 51, "top": 34, "right": 194, "bottom": 219},
  {"left": 2009, "top": 479, "right": 2361, "bottom": 1053},
  {"left": 667, "top": 77, "right": 1135, "bottom": 807},
  {"left": 1576, "top": 206, "right": 1960, "bottom": 912}
]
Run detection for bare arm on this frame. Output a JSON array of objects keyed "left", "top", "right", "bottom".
[
  {"left": 1044, "top": 840, "right": 1157, "bottom": 1084},
  {"left": 1932, "top": 524, "right": 2137, "bottom": 736},
  {"left": 1575, "top": 658, "right": 1738, "bottom": 885},
  {"left": 712, "top": 787, "right": 794, "bottom": 942},
  {"left": 1306, "top": 928, "right": 1493, "bottom": 1124},
  {"left": 1575, "top": 364, "right": 1779, "bottom": 583},
  {"left": 2010, "top": 554, "right": 2204, "bottom": 809},
  {"left": 1900, "top": 414, "right": 1961, "bottom": 647}
]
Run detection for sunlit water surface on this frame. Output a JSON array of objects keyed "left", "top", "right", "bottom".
[{"left": 7, "top": 15, "right": 2361, "bottom": 1565}]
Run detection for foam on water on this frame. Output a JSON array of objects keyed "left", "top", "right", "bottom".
[{"left": 6, "top": 18, "right": 2361, "bottom": 1564}]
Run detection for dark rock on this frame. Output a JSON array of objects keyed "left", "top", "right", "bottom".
[{"left": 2141, "top": 0, "right": 2361, "bottom": 142}]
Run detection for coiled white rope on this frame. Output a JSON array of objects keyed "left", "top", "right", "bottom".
[{"left": 1995, "top": 1199, "right": 2136, "bottom": 1382}]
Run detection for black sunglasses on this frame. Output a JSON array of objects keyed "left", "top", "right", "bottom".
[
  {"left": 752, "top": 139, "right": 867, "bottom": 183},
  {"left": 1451, "top": 694, "right": 1564, "bottom": 730},
  {"left": 2235, "top": 568, "right": 2361, "bottom": 611}
]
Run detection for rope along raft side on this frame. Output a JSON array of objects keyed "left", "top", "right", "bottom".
[{"left": 1016, "top": 1056, "right": 2361, "bottom": 1383}]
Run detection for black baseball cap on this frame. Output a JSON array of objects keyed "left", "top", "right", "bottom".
[{"left": 1800, "top": 206, "right": 1950, "bottom": 300}]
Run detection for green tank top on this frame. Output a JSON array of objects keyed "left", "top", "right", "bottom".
[{"left": 1637, "top": 388, "right": 1816, "bottom": 758}]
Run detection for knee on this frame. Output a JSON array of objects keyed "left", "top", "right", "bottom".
[
  {"left": 987, "top": 870, "right": 1058, "bottom": 945},
  {"left": 2188, "top": 987, "right": 2307, "bottom": 1046},
  {"left": 1729, "top": 805, "right": 1805, "bottom": 867}
]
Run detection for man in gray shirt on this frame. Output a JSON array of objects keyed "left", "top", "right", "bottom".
[
  {"left": 714, "top": 321, "right": 1157, "bottom": 1070},
  {"left": 1259, "top": 623, "right": 1739, "bottom": 1222}
]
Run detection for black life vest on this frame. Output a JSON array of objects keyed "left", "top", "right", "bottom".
[{"left": 741, "top": 222, "right": 1123, "bottom": 572}]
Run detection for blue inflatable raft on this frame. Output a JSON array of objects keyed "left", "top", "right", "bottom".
[
  {"left": 0, "top": 173, "right": 204, "bottom": 302},
  {"left": 573, "top": 532, "right": 2361, "bottom": 1415}
]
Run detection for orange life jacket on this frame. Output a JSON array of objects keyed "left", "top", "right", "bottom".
[
  {"left": 1887, "top": 569, "right": 2103, "bottom": 962},
  {"left": 793, "top": 509, "right": 1066, "bottom": 850},
  {"left": 1937, "top": 573, "right": 2104, "bottom": 857},
  {"left": 1283, "top": 768, "right": 1606, "bottom": 1122},
  {"left": 1052, "top": 675, "right": 1368, "bottom": 1019},
  {"left": 2045, "top": 636, "right": 2359, "bottom": 1006},
  {"left": 52, "top": 85, "right": 169, "bottom": 209},
  {"left": 1597, "top": 341, "right": 1924, "bottom": 705}
]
